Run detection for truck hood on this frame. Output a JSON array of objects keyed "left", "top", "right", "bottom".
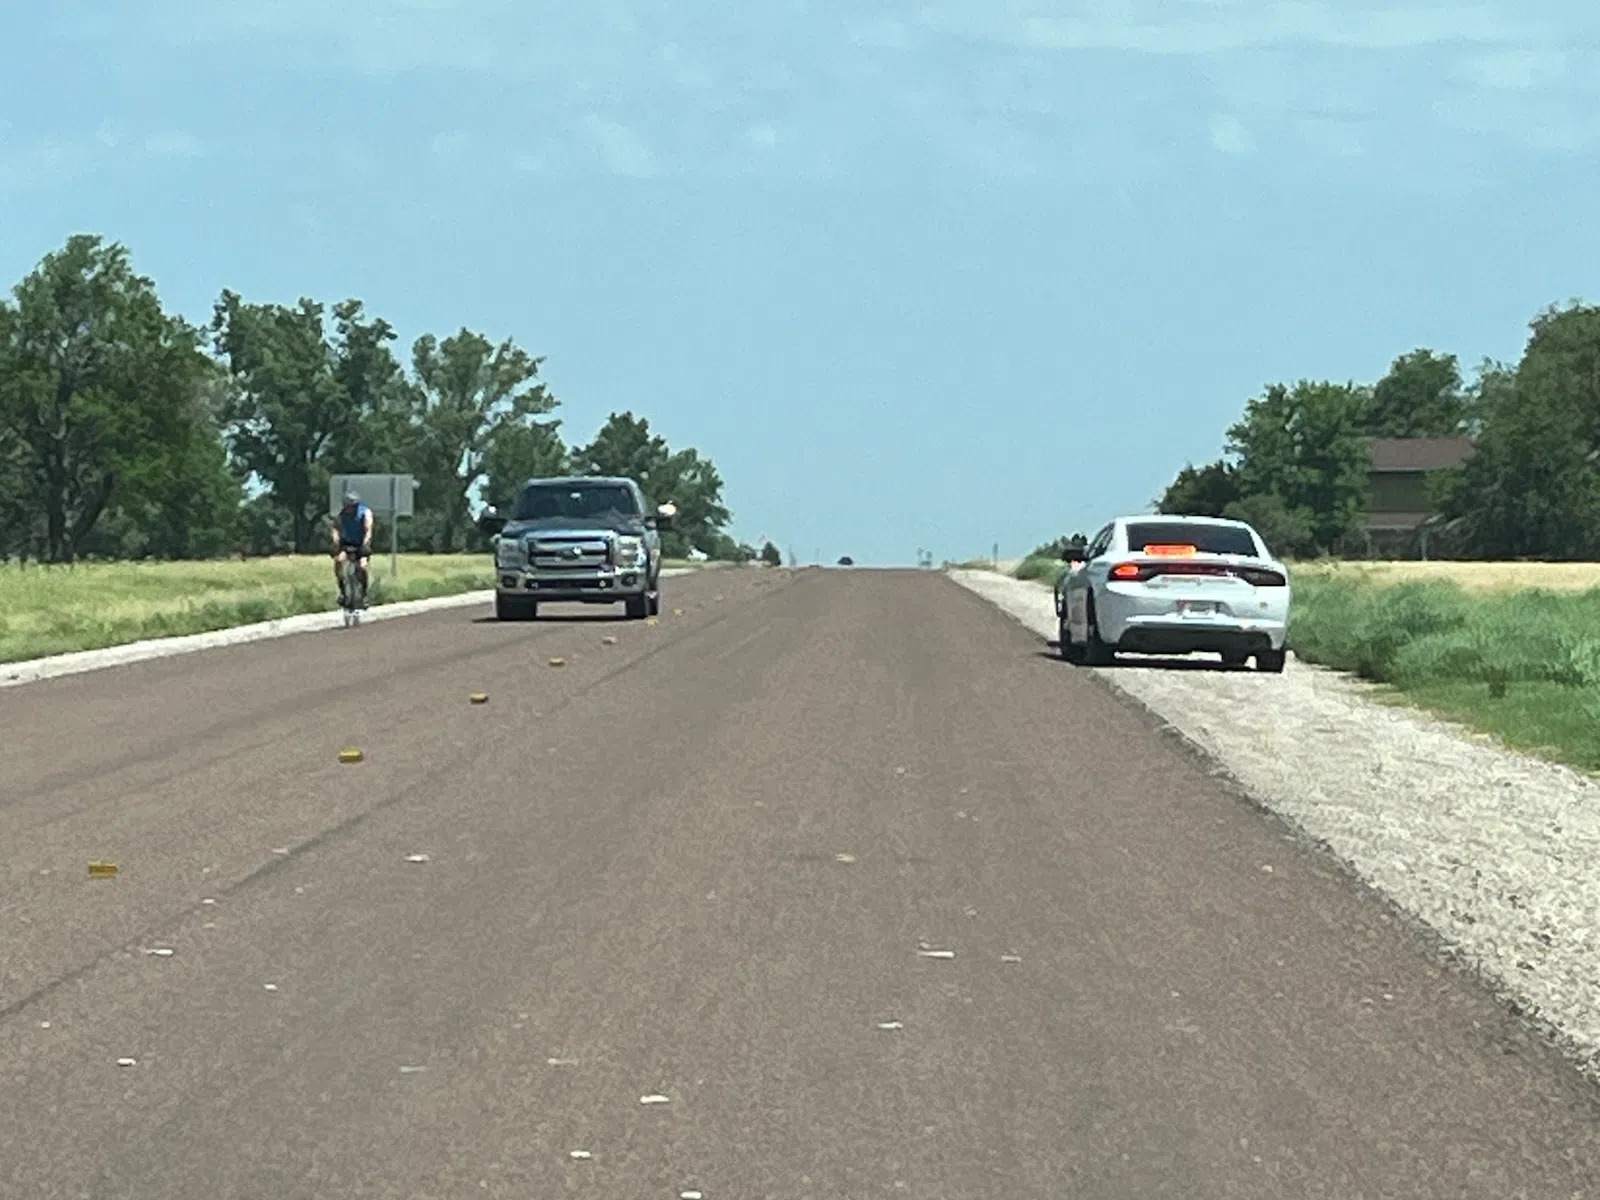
[{"left": 500, "top": 515, "right": 647, "bottom": 538}]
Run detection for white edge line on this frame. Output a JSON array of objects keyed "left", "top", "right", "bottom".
[{"left": 1, "top": 570, "right": 696, "bottom": 690}]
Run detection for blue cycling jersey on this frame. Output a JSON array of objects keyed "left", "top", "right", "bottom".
[{"left": 338, "top": 504, "right": 370, "bottom": 547}]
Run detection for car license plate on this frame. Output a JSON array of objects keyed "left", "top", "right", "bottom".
[{"left": 1176, "top": 601, "right": 1216, "bottom": 616}]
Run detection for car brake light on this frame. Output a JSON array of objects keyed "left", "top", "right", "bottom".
[
  {"left": 1143, "top": 543, "right": 1197, "bottom": 557},
  {"left": 1110, "top": 562, "right": 1143, "bottom": 580},
  {"left": 1238, "top": 567, "right": 1287, "bottom": 587}
]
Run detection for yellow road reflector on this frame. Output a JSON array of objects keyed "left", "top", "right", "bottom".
[
  {"left": 338, "top": 747, "right": 364, "bottom": 764},
  {"left": 88, "top": 860, "right": 118, "bottom": 878},
  {"left": 645, "top": 617, "right": 659, "bottom": 627},
  {"left": 548, "top": 657, "right": 566, "bottom": 667},
  {"left": 469, "top": 692, "right": 489, "bottom": 704},
  {"left": 673, "top": 608, "right": 684, "bottom": 616},
  {"left": 835, "top": 853, "right": 857, "bottom": 864}
]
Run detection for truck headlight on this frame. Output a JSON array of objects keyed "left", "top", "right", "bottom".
[
  {"left": 495, "top": 539, "right": 524, "bottom": 568},
  {"left": 614, "top": 536, "right": 645, "bottom": 566}
]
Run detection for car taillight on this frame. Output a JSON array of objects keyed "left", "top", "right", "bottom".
[
  {"left": 1110, "top": 562, "right": 1146, "bottom": 581},
  {"left": 1237, "top": 567, "right": 1287, "bottom": 587}
]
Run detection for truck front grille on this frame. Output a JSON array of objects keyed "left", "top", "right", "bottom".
[{"left": 528, "top": 535, "right": 611, "bottom": 572}]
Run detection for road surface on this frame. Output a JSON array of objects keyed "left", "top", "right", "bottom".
[{"left": 4, "top": 567, "right": 1599, "bottom": 1199}]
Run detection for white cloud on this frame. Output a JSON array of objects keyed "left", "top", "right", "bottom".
[
  {"left": 575, "top": 114, "right": 657, "bottom": 178},
  {"left": 1460, "top": 48, "right": 1567, "bottom": 90},
  {"left": 1209, "top": 113, "right": 1256, "bottom": 155},
  {"left": 144, "top": 130, "right": 205, "bottom": 158},
  {"left": 430, "top": 131, "right": 473, "bottom": 158},
  {"left": 59, "top": 0, "right": 1600, "bottom": 182}
]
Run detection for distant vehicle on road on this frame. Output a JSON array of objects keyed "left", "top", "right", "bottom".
[
  {"left": 837, "top": 556, "right": 854, "bottom": 566},
  {"left": 477, "top": 476, "right": 675, "bottom": 622},
  {"left": 1054, "top": 515, "right": 1290, "bottom": 671}
]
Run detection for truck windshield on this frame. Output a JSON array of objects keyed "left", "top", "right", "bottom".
[{"left": 513, "top": 483, "right": 640, "bottom": 521}]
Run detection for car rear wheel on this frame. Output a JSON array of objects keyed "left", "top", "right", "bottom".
[
  {"left": 1256, "top": 648, "right": 1287, "bottom": 673},
  {"left": 1083, "top": 602, "right": 1115, "bottom": 666},
  {"left": 1221, "top": 650, "right": 1249, "bottom": 668},
  {"left": 1058, "top": 616, "right": 1084, "bottom": 663}
]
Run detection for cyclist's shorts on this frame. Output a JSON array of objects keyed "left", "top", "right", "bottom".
[{"left": 339, "top": 542, "right": 370, "bottom": 556}]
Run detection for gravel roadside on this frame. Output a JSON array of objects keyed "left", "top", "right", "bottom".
[{"left": 952, "top": 567, "right": 1600, "bottom": 1081}]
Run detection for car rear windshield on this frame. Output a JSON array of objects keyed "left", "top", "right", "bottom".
[
  {"left": 1125, "top": 522, "right": 1259, "bottom": 557},
  {"left": 513, "top": 483, "right": 640, "bottom": 521}
]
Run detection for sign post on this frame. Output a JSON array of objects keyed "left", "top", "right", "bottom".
[{"left": 329, "top": 473, "right": 419, "bottom": 584}]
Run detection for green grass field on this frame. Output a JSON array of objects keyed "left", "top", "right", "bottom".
[
  {"left": 0, "top": 555, "right": 496, "bottom": 663},
  {"left": 0, "top": 554, "right": 712, "bottom": 663},
  {"left": 994, "top": 554, "right": 1600, "bottom": 773},
  {"left": 1288, "top": 573, "right": 1600, "bottom": 771}
]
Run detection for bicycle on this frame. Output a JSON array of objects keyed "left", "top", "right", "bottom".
[{"left": 339, "top": 553, "right": 368, "bottom": 627}]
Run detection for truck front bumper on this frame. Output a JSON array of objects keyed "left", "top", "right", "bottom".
[{"left": 496, "top": 567, "right": 649, "bottom": 602}]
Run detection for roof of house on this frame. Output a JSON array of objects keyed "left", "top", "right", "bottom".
[{"left": 1367, "top": 437, "right": 1475, "bottom": 472}]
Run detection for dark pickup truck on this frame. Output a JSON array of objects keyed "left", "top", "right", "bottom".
[{"left": 477, "top": 475, "right": 676, "bottom": 621}]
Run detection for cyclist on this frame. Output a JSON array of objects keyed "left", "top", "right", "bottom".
[{"left": 332, "top": 490, "right": 374, "bottom": 607}]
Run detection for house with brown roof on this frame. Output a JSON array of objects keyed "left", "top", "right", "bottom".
[{"left": 1363, "top": 436, "right": 1475, "bottom": 557}]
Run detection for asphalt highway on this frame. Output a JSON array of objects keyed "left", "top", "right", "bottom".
[{"left": 3, "top": 566, "right": 1599, "bottom": 1199}]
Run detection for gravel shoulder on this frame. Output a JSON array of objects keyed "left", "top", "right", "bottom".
[{"left": 952, "top": 567, "right": 1600, "bottom": 1081}]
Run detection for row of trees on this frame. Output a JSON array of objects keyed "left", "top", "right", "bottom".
[
  {"left": 0, "top": 235, "right": 743, "bottom": 563},
  {"left": 1152, "top": 303, "right": 1600, "bottom": 560}
]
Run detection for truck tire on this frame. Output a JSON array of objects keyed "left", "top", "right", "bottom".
[
  {"left": 624, "top": 594, "right": 649, "bottom": 619},
  {"left": 496, "top": 594, "right": 537, "bottom": 621},
  {"left": 1256, "top": 648, "right": 1287, "bottom": 673}
]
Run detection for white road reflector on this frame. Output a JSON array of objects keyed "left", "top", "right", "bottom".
[
  {"left": 918, "top": 949, "right": 956, "bottom": 960},
  {"left": 876, "top": 1020, "right": 904, "bottom": 1030},
  {"left": 640, "top": 1093, "right": 671, "bottom": 1105},
  {"left": 569, "top": 1150, "right": 592, "bottom": 1161}
]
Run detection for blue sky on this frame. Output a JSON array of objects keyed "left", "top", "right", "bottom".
[{"left": 3, "top": 1, "right": 1597, "bottom": 564}]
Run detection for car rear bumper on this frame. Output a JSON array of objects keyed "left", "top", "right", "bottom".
[{"left": 1111, "top": 617, "right": 1286, "bottom": 655}]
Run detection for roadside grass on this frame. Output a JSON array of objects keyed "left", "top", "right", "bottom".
[
  {"left": 0, "top": 555, "right": 495, "bottom": 663},
  {"left": 1288, "top": 574, "right": 1600, "bottom": 772},
  {"left": 0, "top": 554, "right": 712, "bottom": 663},
  {"left": 1013, "top": 556, "right": 1067, "bottom": 585},
  {"left": 1292, "top": 560, "right": 1600, "bottom": 594}
]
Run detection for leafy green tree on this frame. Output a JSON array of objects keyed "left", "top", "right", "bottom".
[
  {"left": 409, "top": 329, "right": 555, "bottom": 551},
  {"left": 1364, "top": 349, "right": 1467, "bottom": 437},
  {"left": 571, "top": 412, "right": 732, "bottom": 556},
  {"left": 481, "top": 419, "right": 569, "bottom": 510},
  {"left": 1221, "top": 493, "right": 1317, "bottom": 559},
  {"left": 212, "top": 293, "right": 406, "bottom": 551},
  {"left": 760, "top": 541, "right": 783, "bottom": 566},
  {"left": 1437, "top": 306, "right": 1600, "bottom": 558},
  {"left": 1226, "top": 380, "right": 1370, "bottom": 553},
  {"left": 1155, "top": 460, "right": 1241, "bottom": 517},
  {"left": 0, "top": 235, "right": 223, "bottom": 561}
]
